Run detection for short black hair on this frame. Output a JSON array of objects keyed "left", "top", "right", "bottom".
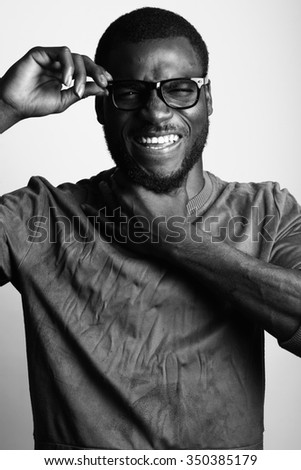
[{"left": 95, "top": 7, "right": 209, "bottom": 76}]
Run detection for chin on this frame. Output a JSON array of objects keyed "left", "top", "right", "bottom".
[{"left": 103, "top": 121, "right": 209, "bottom": 194}]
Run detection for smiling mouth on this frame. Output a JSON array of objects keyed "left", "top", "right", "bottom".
[{"left": 134, "top": 134, "right": 181, "bottom": 150}]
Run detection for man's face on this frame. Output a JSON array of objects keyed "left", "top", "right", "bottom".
[{"left": 98, "top": 37, "right": 213, "bottom": 193}]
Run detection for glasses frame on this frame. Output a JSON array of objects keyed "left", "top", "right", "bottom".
[{"left": 106, "top": 76, "right": 209, "bottom": 111}]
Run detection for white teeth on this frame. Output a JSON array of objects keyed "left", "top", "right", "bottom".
[{"left": 137, "top": 134, "right": 180, "bottom": 145}]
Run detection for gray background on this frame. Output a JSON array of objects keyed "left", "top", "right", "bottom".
[{"left": 0, "top": 0, "right": 301, "bottom": 449}]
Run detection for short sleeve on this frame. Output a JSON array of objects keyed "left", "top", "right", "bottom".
[
  {"left": 269, "top": 185, "right": 301, "bottom": 270},
  {"left": 268, "top": 184, "right": 301, "bottom": 356},
  {"left": 0, "top": 177, "right": 49, "bottom": 286},
  {"left": 0, "top": 211, "right": 12, "bottom": 285}
]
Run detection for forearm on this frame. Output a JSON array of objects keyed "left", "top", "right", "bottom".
[{"left": 166, "top": 225, "right": 301, "bottom": 343}]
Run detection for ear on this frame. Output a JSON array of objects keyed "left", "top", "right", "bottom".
[
  {"left": 205, "top": 80, "right": 213, "bottom": 116},
  {"left": 95, "top": 96, "right": 104, "bottom": 124}
]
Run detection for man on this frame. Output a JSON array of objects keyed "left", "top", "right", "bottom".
[{"left": 0, "top": 7, "right": 300, "bottom": 450}]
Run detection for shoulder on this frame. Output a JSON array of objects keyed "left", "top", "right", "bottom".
[
  {"left": 1, "top": 167, "right": 116, "bottom": 206},
  {"left": 206, "top": 171, "right": 298, "bottom": 211},
  {"left": 0, "top": 167, "right": 117, "bottom": 221},
  {"left": 57, "top": 168, "right": 116, "bottom": 206}
]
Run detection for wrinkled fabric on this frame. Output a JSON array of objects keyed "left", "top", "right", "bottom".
[{"left": 1, "top": 169, "right": 301, "bottom": 450}]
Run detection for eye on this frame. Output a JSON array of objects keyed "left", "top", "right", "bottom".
[
  {"left": 113, "top": 83, "right": 145, "bottom": 100},
  {"left": 120, "top": 88, "right": 139, "bottom": 96},
  {"left": 165, "top": 82, "right": 196, "bottom": 96}
]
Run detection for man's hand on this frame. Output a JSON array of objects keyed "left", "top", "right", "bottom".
[{"left": 0, "top": 46, "right": 112, "bottom": 132}]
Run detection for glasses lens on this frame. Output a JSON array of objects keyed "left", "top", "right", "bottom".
[
  {"left": 112, "top": 81, "right": 147, "bottom": 110},
  {"left": 162, "top": 79, "right": 198, "bottom": 108}
]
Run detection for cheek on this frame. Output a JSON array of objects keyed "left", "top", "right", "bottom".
[
  {"left": 106, "top": 113, "right": 125, "bottom": 131},
  {"left": 103, "top": 99, "right": 129, "bottom": 133},
  {"left": 185, "top": 107, "right": 207, "bottom": 138},
  {"left": 105, "top": 117, "right": 130, "bottom": 150}
]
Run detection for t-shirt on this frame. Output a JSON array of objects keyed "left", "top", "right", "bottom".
[{"left": 0, "top": 169, "right": 301, "bottom": 450}]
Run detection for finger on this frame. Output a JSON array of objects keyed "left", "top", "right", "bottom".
[
  {"left": 72, "top": 54, "right": 87, "bottom": 98},
  {"left": 56, "top": 81, "right": 107, "bottom": 112},
  {"left": 56, "top": 47, "right": 74, "bottom": 87},
  {"left": 30, "top": 47, "right": 112, "bottom": 93},
  {"left": 82, "top": 81, "right": 109, "bottom": 98},
  {"left": 82, "top": 55, "right": 113, "bottom": 89},
  {"left": 58, "top": 87, "right": 81, "bottom": 111},
  {"left": 30, "top": 46, "right": 75, "bottom": 87},
  {"left": 61, "top": 54, "right": 112, "bottom": 99}
]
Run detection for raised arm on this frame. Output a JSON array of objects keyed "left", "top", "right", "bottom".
[{"left": 0, "top": 46, "right": 112, "bottom": 133}]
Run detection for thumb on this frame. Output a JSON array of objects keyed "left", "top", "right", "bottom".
[
  {"left": 59, "top": 87, "right": 81, "bottom": 111},
  {"left": 59, "top": 82, "right": 107, "bottom": 111},
  {"left": 82, "top": 82, "right": 108, "bottom": 99}
]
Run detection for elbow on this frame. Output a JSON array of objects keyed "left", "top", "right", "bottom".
[{"left": 278, "top": 325, "right": 301, "bottom": 357}]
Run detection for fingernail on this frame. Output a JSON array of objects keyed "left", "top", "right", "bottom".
[
  {"left": 104, "top": 71, "right": 113, "bottom": 81},
  {"left": 77, "top": 84, "right": 85, "bottom": 98},
  {"left": 100, "top": 75, "right": 107, "bottom": 86},
  {"left": 65, "top": 75, "right": 72, "bottom": 88}
]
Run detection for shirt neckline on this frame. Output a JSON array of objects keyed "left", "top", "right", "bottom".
[{"left": 186, "top": 171, "right": 213, "bottom": 215}]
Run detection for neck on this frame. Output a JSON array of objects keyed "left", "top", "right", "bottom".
[{"left": 184, "top": 159, "right": 205, "bottom": 200}]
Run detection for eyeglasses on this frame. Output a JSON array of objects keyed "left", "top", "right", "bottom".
[{"left": 107, "top": 76, "right": 209, "bottom": 111}]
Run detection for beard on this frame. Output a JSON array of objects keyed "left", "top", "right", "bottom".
[{"left": 103, "top": 120, "right": 209, "bottom": 194}]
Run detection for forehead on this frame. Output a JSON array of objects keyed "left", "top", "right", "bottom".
[{"left": 105, "top": 36, "right": 203, "bottom": 81}]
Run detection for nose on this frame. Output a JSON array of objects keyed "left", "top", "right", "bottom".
[{"left": 139, "top": 89, "right": 173, "bottom": 124}]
